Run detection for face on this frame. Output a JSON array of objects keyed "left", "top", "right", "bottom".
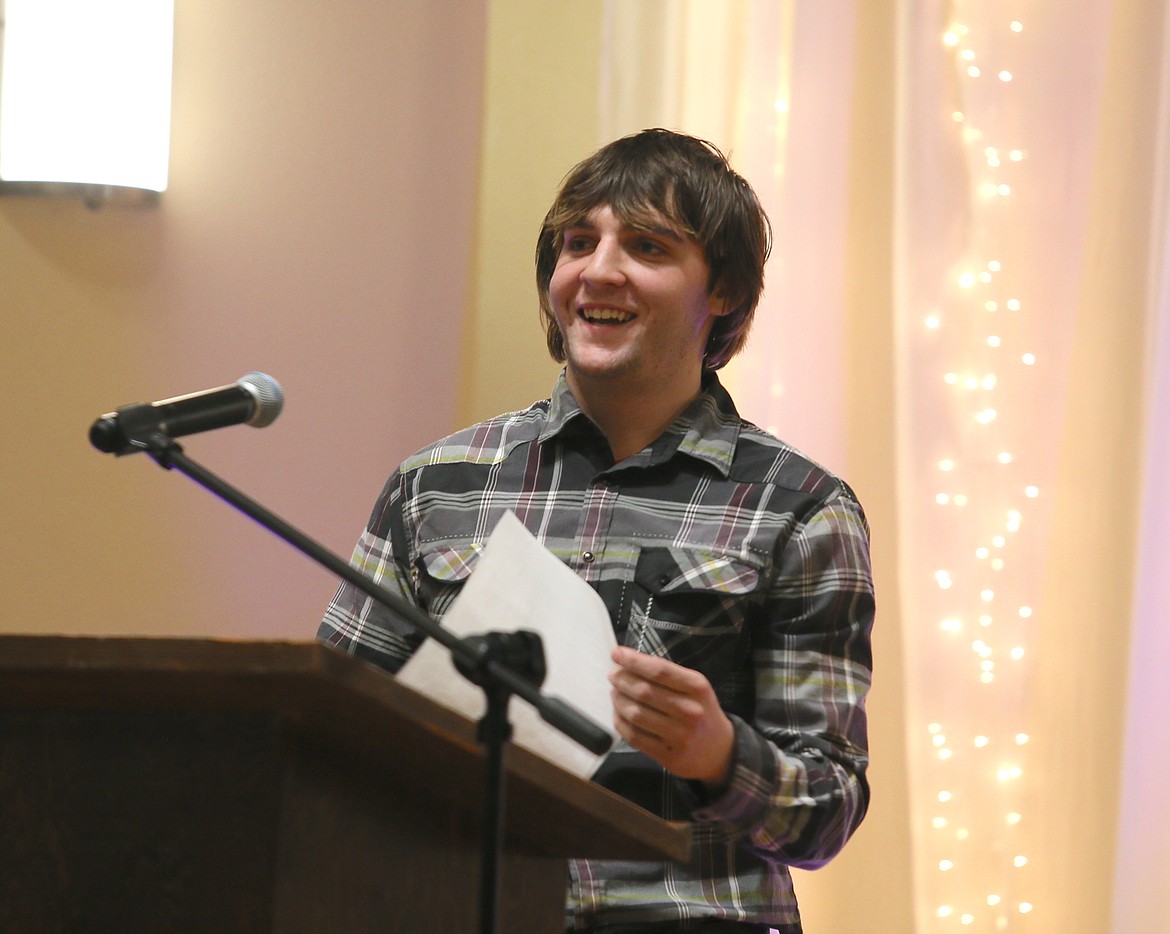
[{"left": 547, "top": 205, "right": 726, "bottom": 406}]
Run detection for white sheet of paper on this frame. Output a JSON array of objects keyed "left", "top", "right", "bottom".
[{"left": 396, "top": 511, "right": 617, "bottom": 778}]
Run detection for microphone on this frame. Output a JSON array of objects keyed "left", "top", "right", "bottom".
[{"left": 89, "top": 372, "right": 284, "bottom": 455}]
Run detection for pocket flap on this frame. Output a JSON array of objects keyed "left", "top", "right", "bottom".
[
  {"left": 418, "top": 543, "right": 484, "bottom": 584},
  {"left": 635, "top": 546, "right": 761, "bottom": 596}
]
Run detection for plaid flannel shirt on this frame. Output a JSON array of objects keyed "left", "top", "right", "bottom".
[{"left": 319, "top": 372, "right": 874, "bottom": 932}]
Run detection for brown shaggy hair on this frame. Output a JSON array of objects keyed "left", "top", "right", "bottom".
[{"left": 535, "top": 128, "right": 771, "bottom": 371}]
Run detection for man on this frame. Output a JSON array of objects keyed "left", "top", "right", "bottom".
[{"left": 319, "top": 128, "right": 874, "bottom": 933}]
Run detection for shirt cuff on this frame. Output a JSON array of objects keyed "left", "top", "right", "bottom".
[{"left": 690, "top": 713, "right": 778, "bottom": 826}]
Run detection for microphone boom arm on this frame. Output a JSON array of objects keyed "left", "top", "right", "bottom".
[{"left": 134, "top": 431, "right": 613, "bottom": 756}]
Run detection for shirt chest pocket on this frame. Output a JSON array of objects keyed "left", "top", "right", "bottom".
[
  {"left": 414, "top": 542, "right": 483, "bottom": 618},
  {"left": 626, "top": 546, "right": 764, "bottom": 683}
]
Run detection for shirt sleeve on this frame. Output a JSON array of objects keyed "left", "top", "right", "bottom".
[
  {"left": 317, "top": 469, "right": 426, "bottom": 674},
  {"left": 691, "top": 486, "right": 875, "bottom": 869}
]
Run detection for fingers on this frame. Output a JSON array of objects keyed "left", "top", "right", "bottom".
[
  {"left": 610, "top": 645, "right": 703, "bottom": 693},
  {"left": 608, "top": 645, "right": 735, "bottom": 785}
]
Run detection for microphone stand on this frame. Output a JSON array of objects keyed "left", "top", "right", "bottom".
[{"left": 123, "top": 431, "right": 612, "bottom": 934}]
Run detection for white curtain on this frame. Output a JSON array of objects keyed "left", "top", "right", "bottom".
[
  {"left": 599, "top": 1, "right": 1170, "bottom": 931},
  {"left": 1110, "top": 3, "right": 1170, "bottom": 927}
]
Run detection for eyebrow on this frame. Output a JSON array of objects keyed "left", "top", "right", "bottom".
[{"left": 563, "top": 218, "right": 686, "bottom": 243}]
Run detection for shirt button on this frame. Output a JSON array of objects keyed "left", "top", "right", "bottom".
[{"left": 582, "top": 551, "right": 595, "bottom": 564}]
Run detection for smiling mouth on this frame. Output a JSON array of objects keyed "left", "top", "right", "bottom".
[{"left": 579, "top": 306, "right": 635, "bottom": 325}]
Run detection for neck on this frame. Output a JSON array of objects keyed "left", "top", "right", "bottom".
[{"left": 568, "top": 370, "right": 706, "bottom": 462}]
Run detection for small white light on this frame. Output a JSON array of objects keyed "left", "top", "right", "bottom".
[
  {"left": 999, "top": 70, "right": 1013, "bottom": 82},
  {"left": 1015, "top": 733, "right": 1030, "bottom": 745},
  {"left": 1019, "top": 902, "right": 1033, "bottom": 914},
  {"left": 1013, "top": 855, "right": 1028, "bottom": 868},
  {"left": 939, "top": 859, "right": 954, "bottom": 871}
]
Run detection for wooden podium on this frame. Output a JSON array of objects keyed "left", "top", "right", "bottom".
[{"left": 0, "top": 636, "right": 689, "bottom": 933}]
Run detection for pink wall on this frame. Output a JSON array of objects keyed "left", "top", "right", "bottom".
[{"left": 0, "top": 0, "right": 488, "bottom": 639}]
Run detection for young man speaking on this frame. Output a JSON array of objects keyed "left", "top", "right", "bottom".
[{"left": 320, "top": 129, "right": 875, "bottom": 933}]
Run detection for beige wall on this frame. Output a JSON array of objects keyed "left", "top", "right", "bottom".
[
  {"left": 1, "top": 0, "right": 489, "bottom": 638},
  {"left": 460, "top": 3, "right": 603, "bottom": 423}
]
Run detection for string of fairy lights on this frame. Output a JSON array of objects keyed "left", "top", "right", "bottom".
[{"left": 914, "top": 9, "right": 1047, "bottom": 931}]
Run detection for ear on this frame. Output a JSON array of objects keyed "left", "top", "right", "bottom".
[{"left": 707, "top": 292, "right": 733, "bottom": 318}]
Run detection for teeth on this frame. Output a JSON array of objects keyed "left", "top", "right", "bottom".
[{"left": 581, "top": 307, "right": 634, "bottom": 323}]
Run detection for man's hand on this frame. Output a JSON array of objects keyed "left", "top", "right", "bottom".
[{"left": 609, "top": 645, "right": 735, "bottom": 790}]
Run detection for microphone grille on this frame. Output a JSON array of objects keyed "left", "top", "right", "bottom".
[{"left": 238, "top": 372, "right": 284, "bottom": 428}]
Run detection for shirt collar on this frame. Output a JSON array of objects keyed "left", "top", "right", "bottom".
[{"left": 540, "top": 370, "right": 741, "bottom": 477}]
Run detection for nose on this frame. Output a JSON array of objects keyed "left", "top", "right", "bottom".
[{"left": 580, "top": 237, "right": 625, "bottom": 287}]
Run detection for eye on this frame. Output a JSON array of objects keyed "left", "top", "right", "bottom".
[
  {"left": 632, "top": 237, "right": 668, "bottom": 258},
  {"left": 562, "top": 231, "right": 595, "bottom": 254}
]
